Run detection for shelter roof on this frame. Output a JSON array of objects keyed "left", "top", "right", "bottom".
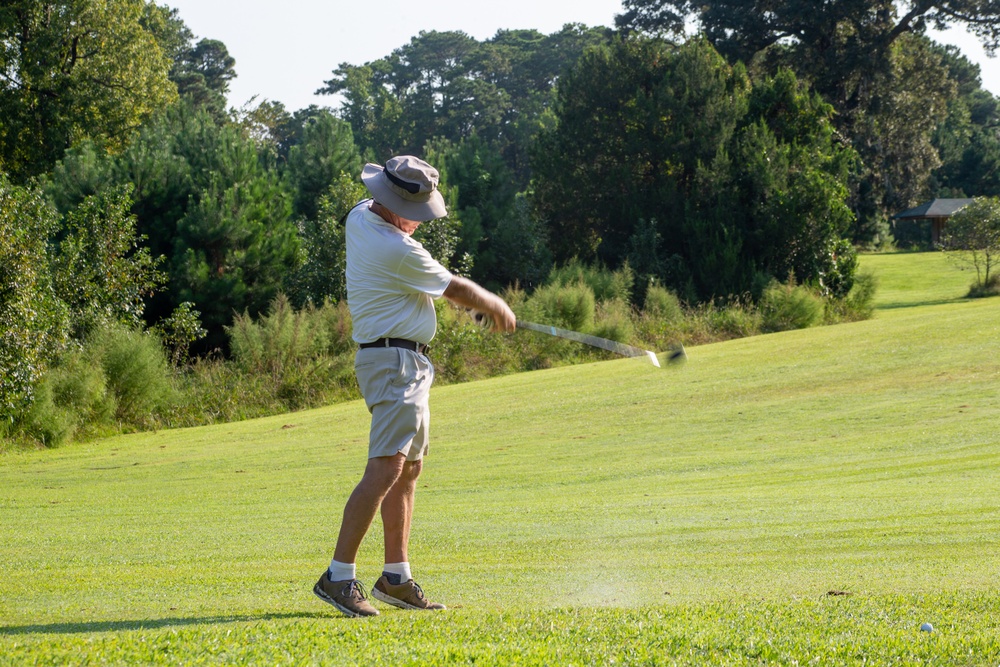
[{"left": 893, "top": 198, "right": 974, "bottom": 219}]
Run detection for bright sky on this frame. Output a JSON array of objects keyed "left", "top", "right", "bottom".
[{"left": 163, "top": 0, "right": 999, "bottom": 112}]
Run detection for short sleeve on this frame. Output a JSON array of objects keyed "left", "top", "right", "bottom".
[{"left": 395, "top": 246, "right": 452, "bottom": 297}]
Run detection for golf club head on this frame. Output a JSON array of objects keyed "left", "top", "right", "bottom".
[{"left": 667, "top": 344, "right": 687, "bottom": 365}]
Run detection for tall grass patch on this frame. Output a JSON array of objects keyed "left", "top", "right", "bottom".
[{"left": 225, "top": 296, "right": 357, "bottom": 411}]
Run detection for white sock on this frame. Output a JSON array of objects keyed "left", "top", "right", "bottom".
[
  {"left": 327, "top": 559, "right": 356, "bottom": 582},
  {"left": 383, "top": 562, "right": 412, "bottom": 583}
]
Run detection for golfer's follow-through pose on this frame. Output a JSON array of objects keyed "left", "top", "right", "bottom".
[{"left": 314, "top": 156, "right": 516, "bottom": 617}]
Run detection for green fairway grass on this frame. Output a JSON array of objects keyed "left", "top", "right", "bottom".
[
  {"left": 2, "top": 254, "right": 999, "bottom": 665},
  {"left": 860, "top": 251, "right": 976, "bottom": 310}
]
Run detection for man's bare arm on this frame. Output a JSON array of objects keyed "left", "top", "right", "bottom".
[{"left": 443, "top": 275, "right": 516, "bottom": 332}]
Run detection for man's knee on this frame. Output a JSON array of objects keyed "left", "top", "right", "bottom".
[
  {"left": 362, "top": 453, "right": 406, "bottom": 492},
  {"left": 401, "top": 459, "right": 422, "bottom": 484}
]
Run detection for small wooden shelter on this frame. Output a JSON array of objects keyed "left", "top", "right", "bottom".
[{"left": 892, "top": 198, "right": 974, "bottom": 246}]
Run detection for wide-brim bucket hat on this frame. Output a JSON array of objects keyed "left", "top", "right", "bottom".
[{"left": 361, "top": 155, "right": 447, "bottom": 222}]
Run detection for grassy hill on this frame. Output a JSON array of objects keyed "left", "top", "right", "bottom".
[
  {"left": 862, "top": 250, "right": 976, "bottom": 310},
  {"left": 1, "top": 253, "right": 998, "bottom": 665}
]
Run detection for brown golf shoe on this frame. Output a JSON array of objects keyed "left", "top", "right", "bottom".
[
  {"left": 372, "top": 575, "right": 447, "bottom": 611},
  {"left": 313, "top": 574, "right": 379, "bottom": 617}
]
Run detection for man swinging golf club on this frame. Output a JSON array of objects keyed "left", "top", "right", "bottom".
[{"left": 314, "top": 156, "right": 516, "bottom": 617}]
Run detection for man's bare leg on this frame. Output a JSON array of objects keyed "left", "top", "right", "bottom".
[
  {"left": 371, "top": 458, "right": 445, "bottom": 610},
  {"left": 381, "top": 460, "right": 422, "bottom": 563},
  {"left": 333, "top": 453, "right": 406, "bottom": 564}
]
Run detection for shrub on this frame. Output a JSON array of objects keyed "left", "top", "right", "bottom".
[
  {"left": 525, "top": 283, "right": 596, "bottom": 332},
  {"left": 226, "top": 295, "right": 356, "bottom": 410},
  {"left": 592, "top": 298, "right": 635, "bottom": 344},
  {"left": 18, "top": 379, "right": 77, "bottom": 447},
  {"left": 315, "top": 299, "right": 355, "bottom": 356},
  {"left": 826, "top": 271, "right": 879, "bottom": 322},
  {"left": 547, "top": 259, "right": 634, "bottom": 303},
  {"left": 705, "top": 299, "right": 763, "bottom": 340},
  {"left": 49, "top": 349, "right": 114, "bottom": 429},
  {"left": 153, "top": 301, "right": 208, "bottom": 366},
  {"left": 93, "top": 325, "right": 173, "bottom": 427},
  {"left": 967, "top": 272, "right": 1000, "bottom": 298},
  {"left": 228, "top": 295, "right": 330, "bottom": 377},
  {"left": 642, "top": 284, "right": 684, "bottom": 323},
  {"left": 167, "top": 357, "right": 283, "bottom": 427},
  {"left": 760, "top": 281, "right": 824, "bottom": 332},
  {"left": 13, "top": 345, "right": 114, "bottom": 446}
]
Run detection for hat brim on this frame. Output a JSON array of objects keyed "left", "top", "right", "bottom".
[{"left": 361, "top": 163, "right": 448, "bottom": 222}]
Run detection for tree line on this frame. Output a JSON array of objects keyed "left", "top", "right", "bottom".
[{"left": 2, "top": 0, "right": 999, "bottom": 433}]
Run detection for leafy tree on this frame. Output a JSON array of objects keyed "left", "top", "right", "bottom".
[
  {"left": 472, "top": 25, "right": 612, "bottom": 184},
  {"left": 424, "top": 136, "right": 520, "bottom": 286},
  {"left": 286, "top": 173, "right": 368, "bottom": 307},
  {"left": 321, "top": 31, "right": 506, "bottom": 160},
  {"left": 534, "top": 37, "right": 751, "bottom": 265},
  {"left": 0, "top": 0, "right": 176, "bottom": 181},
  {"left": 172, "top": 133, "right": 299, "bottom": 351},
  {"left": 285, "top": 112, "right": 362, "bottom": 220},
  {"left": 930, "top": 45, "right": 1000, "bottom": 198},
  {"left": 487, "top": 194, "right": 553, "bottom": 291},
  {"left": 614, "top": 1, "right": 993, "bottom": 242},
  {"left": 321, "top": 59, "right": 406, "bottom": 162},
  {"left": 171, "top": 39, "right": 237, "bottom": 118},
  {"left": 0, "top": 176, "right": 68, "bottom": 420},
  {"left": 230, "top": 100, "right": 330, "bottom": 164},
  {"left": 141, "top": 3, "right": 236, "bottom": 118},
  {"left": 844, "top": 35, "right": 956, "bottom": 237},
  {"left": 616, "top": 1, "right": 1000, "bottom": 59},
  {"left": 941, "top": 196, "right": 1000, "bottom": 294},
  {"left": 50, "top": 185, "right": 165, "bottom": 337},
  {"left": 533, "top": 37, "right": 857, "bottom": 301},
  {"left": 320, "top": 25, "right": 610, "bottom": 186},
  {"left": 46, "top": 103, "right": 301, "bottom": 350}
]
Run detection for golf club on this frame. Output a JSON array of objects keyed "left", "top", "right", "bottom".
[{"left": 474, "top": 312, "right": 684, "bottom": 368}]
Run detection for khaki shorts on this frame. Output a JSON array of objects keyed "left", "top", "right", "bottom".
[{"left": 354, "top": 347, "right": 434, "bottom": 461}]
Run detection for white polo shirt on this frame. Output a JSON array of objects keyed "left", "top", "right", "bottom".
[{"left": 346, "top": 201, "right": 453, "bottom": 345}]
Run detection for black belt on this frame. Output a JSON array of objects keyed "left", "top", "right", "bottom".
[{"left": 359, "top": 338, "right": 429, "bottom": 354}]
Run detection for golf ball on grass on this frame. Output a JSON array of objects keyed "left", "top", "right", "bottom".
[{"left": 920, "top": 622, "right": 934, "bottom": 633}]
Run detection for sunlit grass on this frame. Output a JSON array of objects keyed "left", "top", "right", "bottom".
[
  {"left": 860, "top": 251, "right": 975, "bottom": 310},
  {"left": 2, "top": 254, "right": 999, "bottom": 665}
]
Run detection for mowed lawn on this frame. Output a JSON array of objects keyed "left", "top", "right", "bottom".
[
  {"left": 861, "top": 250, "right": 977, "bottom": 310},
  {"left": 1, "top": 253, "right": 999, "bottom": 665}
]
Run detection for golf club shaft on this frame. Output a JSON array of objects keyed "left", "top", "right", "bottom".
[{"left": 516, "top": 320, "right": 661, "bottom": 368}]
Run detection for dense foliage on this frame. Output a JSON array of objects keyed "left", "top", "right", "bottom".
[
  {"left": 615, "top": 0, "right": 1000, "bottom": 245},
  {"left": 0, "top": 178, "right": 67, "bottom": 422},
  {"left": 533, "top": 38, "right": 856, "bottom": 301},
  {"left": 0, "top": 0, "right": 177, "bottom": 181}
]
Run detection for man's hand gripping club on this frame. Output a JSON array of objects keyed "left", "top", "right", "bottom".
[{"left": 443, "top": 275, "right": 516, "bottom": 333}]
